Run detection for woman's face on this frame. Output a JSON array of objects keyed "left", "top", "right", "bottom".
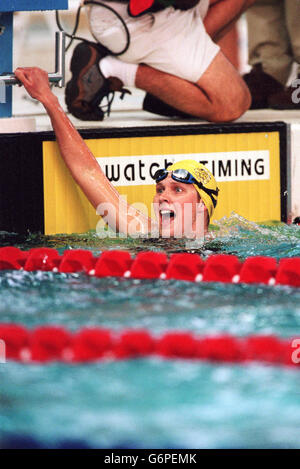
[{"left": 153, "top": 174, "right": 207, "bottom": 238}]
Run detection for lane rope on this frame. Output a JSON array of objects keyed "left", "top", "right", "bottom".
[
  {"left": 0, "top": 324, "right": 299, "bottom": 366},
  {"left": 0, "top": 247, "right": 300, "bottom": 287},
  {"left": 1, "top": 248, "right": 299, "bottom": 366}
]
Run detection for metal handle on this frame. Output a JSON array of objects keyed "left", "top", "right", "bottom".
[{"left": 0, "top": 31, "right": 65, "bottom": 87}]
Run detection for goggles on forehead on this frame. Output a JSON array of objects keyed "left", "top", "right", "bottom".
[{"left": 153, "top": 168, "right": 219, "bottom": 208}]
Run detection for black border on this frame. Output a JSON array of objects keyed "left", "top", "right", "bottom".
[
  {"left": 0, "top": 121, "right": 288, "bottom": 233},
  {"left": 0, "top": 132, "right": 44, "bottom": 234},
  {"left": 24, "top": 121, "right": 288, "bottom": 139}
]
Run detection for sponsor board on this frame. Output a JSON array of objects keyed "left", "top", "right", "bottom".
[
  {"left": 100, "top": 151, "right": 270, "bottom": 186},
  {"left": 43, "top": 130, "right": 282, "bottom": 235}
]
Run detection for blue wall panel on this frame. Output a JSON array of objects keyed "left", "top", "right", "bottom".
[
  {"left": 0, "top": 1, "right": 68, "bottom": 117},
  {"left": 0, "top": 13, "right": 13, "bottom": 117},
  {"left": 0, "top": 1, "right": 68, "bottom": 12}
]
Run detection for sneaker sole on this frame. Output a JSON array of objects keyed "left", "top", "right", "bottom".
[
  {"left": 65, "top": 42, "right": 106, "bottom": 120},
  {"left": 65, "top": 42, "right": 99, "bottom": 107}
]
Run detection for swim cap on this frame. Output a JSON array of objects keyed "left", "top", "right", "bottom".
[{"left": 167, "top": 160, "right": 219, "bottom": 219}]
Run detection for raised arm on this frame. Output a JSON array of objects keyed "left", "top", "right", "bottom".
[{"left": 15, "top": 67, "right": 153, "bottom": 236}]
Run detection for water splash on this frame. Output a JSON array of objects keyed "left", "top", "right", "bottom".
[
  {"left": 1, "top": 214, "right": 300, "bottom": 260},
  {"left": 210, "top": 212, "right": 300, "bottom": 260}
]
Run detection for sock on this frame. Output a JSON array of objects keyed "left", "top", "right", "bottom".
[{"left": 99, "top": 56, "right": 138, "bottom": 87}]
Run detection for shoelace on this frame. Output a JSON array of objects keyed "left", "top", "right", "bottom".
[{"left": 100, "top": 88, "right": 131, "bottom": 117}]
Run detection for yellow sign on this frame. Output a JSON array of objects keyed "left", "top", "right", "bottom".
[{"left": 43, "top": 131, "right": 281, "bottom": 235}]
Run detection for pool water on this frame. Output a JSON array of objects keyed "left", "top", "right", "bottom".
[{"left": 1, "top": 214, "right": 300, "bottom": 448}]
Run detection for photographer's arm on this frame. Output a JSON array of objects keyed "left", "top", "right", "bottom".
[{"left": 15, "top": 67, "right": 152, "bottom": 236}]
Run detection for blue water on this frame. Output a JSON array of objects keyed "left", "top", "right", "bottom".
[{"left": 1, "top": 215, "right": 300, "bottom": 448}]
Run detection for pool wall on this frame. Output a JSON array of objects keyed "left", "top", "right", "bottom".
[{"left": 0, "top": 122, "right": 288, "bottom": 234}]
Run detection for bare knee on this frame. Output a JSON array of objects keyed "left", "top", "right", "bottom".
[
  {"left": 209, "top": 84, "right": 251, "bottom": 123},
  {"left": 196, "top": 51, "right": 252, "bottom": 123},
  {"left": 221, "top": 86, "right": 251, "bottom": 122}
]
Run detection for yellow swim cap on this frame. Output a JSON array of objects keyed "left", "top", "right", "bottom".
[{"left": 167, "top": 160, "right": 219, "bottom": 219}]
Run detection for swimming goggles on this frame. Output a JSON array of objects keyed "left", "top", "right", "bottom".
[{"left": 153, "top": 168, "right": 219, "bottom": 207}]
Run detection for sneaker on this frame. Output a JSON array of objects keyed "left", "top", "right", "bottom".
[
  {"left": 243, "top": 64, "right": 283, "bottom": 109},
  {"left": 143, "top": 93, "right": 192, "bottom": 118},
  {"left": 65, "top": 41, "right": 129, "bottom": 121}
]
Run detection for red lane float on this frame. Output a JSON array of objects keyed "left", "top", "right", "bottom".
[
  {"left": 71, "top": 328, "right": 114, "bottom": 361},
  {"left": 0, "top": 247, "right": 27, "bottom": 270},
  {"left": 202, "top": 254, "right": 241, "bottom": 283},
  {"left": 130, "top": 252, "right": 168, "bottom": 279},
  {"left": 276, "top": 258, "right": 300, "bottom": 287},
  {"left": 24, "top": 248, "right": 60, "bottom": 272},
  {"left": 58, "top": 250, "right": 96, "bottom": 274},
  {"left": 238, "top": 256, "right": 277, "bottom": 285},
  {"left": 166, "top": 253, "right": 205, "bottom": 282},
  {"left": 93, "top": 250, "right": 132, "bottom": 278},
  {"left": 0, "top": 324, "right": 297, "bottom": 366},
  {"left": 1, "top": 248, "right": 300, "bottom": 287}
]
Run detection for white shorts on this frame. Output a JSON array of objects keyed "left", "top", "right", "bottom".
[{"left": 87, "top": 0, "right": 220, "bottom": 83}]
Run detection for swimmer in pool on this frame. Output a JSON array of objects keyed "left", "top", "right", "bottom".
[{"left": 15, "top": 67, "right": 219, "bottom": 239}]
